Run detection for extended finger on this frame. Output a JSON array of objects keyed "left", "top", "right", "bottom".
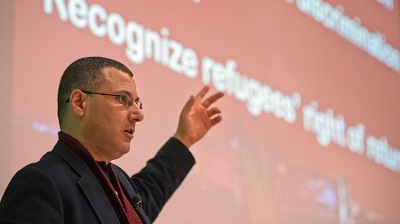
[
  {"left": 202, "top": 91, "right": 224, "bottom": 108},
  {"left": 210, "top": 114, "right": 223, "bottom": 126},
  {"left": 207, "top": 107, "right": 222, "bottom": 118},
  {"left": 195, "top": 86, "right": 210, "bottom": 100}
]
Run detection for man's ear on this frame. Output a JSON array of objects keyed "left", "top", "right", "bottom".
[{"left": 69, "top": 89, "right": 87, "bottom": 117}]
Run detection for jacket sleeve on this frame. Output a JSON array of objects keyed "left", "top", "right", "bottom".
[
  {"left": 0, "top": 165, "right": 64, "bottom": 224},
  {"left": 130, "top": 137, "right": 196, "bottom": 222}
]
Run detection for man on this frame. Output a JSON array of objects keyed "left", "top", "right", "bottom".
[{"left": 0, "top": 57, "right": 224, "bottom": 223}]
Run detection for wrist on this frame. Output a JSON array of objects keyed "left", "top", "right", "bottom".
[{"left": 173, "top": 133, "right": 192, "bottom": 148}]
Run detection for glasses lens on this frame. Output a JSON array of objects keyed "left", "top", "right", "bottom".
[
  {"left": 136, "top": 99, "right": 143, "bottom": 109},
  {"left": 119, "top": 93, "right": 133, "bottom": 107}
]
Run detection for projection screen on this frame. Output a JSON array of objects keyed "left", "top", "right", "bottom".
[{"left": 1, "top": 0, "right": 399, "bottom": 223}]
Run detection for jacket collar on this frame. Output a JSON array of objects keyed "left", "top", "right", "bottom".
[{"left": 51, "top": 140, "right": 120, "bottom": 223}]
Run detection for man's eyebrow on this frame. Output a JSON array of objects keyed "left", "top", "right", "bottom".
[
  {"left": 119, "top": 90, "right": 131, "bottom": 95},
  {"left": 120, "top": 90, "right": 139, "bottom": 100}
]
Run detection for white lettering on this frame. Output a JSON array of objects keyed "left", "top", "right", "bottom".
[
  {"left": 44, "top": 0, "right": 199, "bottom": 78},
  {"left": 181, "top": 48, "right": 198, "bottom": 78},
  {"left": 292, "top": 0, "right": 400, "bottom": 73},
  {"left": 44, "top": 0, "right": 69, "bottom": 21},
  {"left": 68, "top": 0, "right": 88, "bottom": 29},
  {"left": 168, "top": 41, "right": 184, "bottom": 74},
  {"left": 367, "top": 136, "right": 400, "bottom": 172},
  {"left": 376, "top": 0, "right": 394, "bottom": 10},
  {"left": 126, "top": 22, "right": 144, "bottom": 63},
  {"left": 107, "top": 13, "right": 125, "bottom": 45},
  {"left": 202, "top": 58, "right": 300, "bottom": 121},
  {"left": 346, "top": 124, "right": 365, "bottom": 154},
  {"left": 303, "top": 102, "right": 347, "bottom": 147},
  {"left": 87, "top": 4, "right": 107, "bottom": 37},
  {"left": 145, "top": 29, "right": 161, "bottom": 62}
]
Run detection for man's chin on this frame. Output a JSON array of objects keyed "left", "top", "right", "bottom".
[{"left": 110, "top": 146, "right": 130, "bottom": 161}]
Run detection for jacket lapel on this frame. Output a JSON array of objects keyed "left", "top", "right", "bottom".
[
  {"left": 52, "top": 141, "right": 120, "bottom": 224},
  {"left": 78, "top": 173, "right": 119, "bottom": 223},
  {"left": 114, "top": 166, "right": 151, "bottom": 224}
]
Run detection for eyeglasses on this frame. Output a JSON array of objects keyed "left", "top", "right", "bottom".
[{"left": 66, "top": 90, "right": 143, "bottom": 109}]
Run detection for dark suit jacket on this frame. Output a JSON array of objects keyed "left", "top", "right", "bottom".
[{"left": 0, "top": 137, "right": 195, "bottom": 224}]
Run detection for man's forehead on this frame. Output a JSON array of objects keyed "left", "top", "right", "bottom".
[
  {"left": 102, "top": 67, "right": 133, "bottom": 78},
  {"left": 101, "top": 67, "right": 137, "bottom": 94}
]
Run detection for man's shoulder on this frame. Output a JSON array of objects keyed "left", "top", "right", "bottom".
[
  {"left": 15, "top": 153, "right": 71, "bottom": 182},
  {"left": 15, "top": 141, "right": 86, "bottom": 181}
]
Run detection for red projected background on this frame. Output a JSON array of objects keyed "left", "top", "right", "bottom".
[{"left": 1, "top": 0, "right": 399, "bottom": 223}]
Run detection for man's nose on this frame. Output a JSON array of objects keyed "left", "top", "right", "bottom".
[{"left": 128, "top": 104, "right": 144, "bottom": 122}]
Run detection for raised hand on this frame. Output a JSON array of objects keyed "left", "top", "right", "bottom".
[{"left": 173, "top": 86, "right": 224, "bottom": 148}]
